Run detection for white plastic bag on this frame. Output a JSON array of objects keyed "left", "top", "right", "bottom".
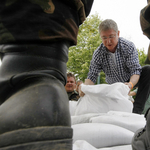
[
  {"left": 90, "top": 111, "right": 146, "bottom": 133},
  {"left": 75, "top": 83, "right": 133, "bottom": 115},
  {"left": 69, "top": 101, "right": 78, "bottom": 116},
  {"left": 73, "top": 140, "right": 132, "bottom": 150},
  {"left": 72, "top": 123, "right": 134, "bottom": 148},
  {"left": 71, "top": 113, "right": 100, "bottom": 125},
  {"left": 98, "top": 144, "right": 132, "bottom": 150},
  {"left": 73, "top": 140, "right": 98, "bottom": 150}
]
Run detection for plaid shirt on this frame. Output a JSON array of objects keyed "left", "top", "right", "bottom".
[{"left": 87, "top": 37, "right": 142, "bottom": 84}]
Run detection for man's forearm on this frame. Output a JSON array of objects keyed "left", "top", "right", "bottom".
[
  {"left": 129, "top": 74, "right": 140, "bottom": 87},
  {"left": 124, "top": 74, "right": 140, "bottom": 90},
  {"left": 84, "top": 79, "right": 95, "bottom": 85}
]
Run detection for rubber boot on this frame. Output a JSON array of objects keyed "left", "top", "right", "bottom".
[
  {"left": 0, "top": 42, "right": 72, "bottom": 150},
  {"left": 144, "top": 1, "right": 150, "bottom": 64},
  {"left": 132, "top": 108, "right": 150, "bottom": 150}
]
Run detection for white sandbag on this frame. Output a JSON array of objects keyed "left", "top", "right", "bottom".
[
  {"left": 90, "top": 111, "right": 146, "bottom": 133},
  {"left": 72, "top": 123, "right": 134, "bottom": 148},
  {"left": 73, "top": 140, "right": 98, "bottom": 150},
  {"left": 71, "top": 113, "right": 101, "bottom": 125},
  {"left": 75, "top": 83, "right": 133, "bottom": 115},
  {"left": 98, "top": 145, "right": 132, "bottom": 150},
  {"left": 108, "top": 111, "right": 145, "bottom": 117},
  {"left": 73, "top": 140, "right": 132, "bottom": 150},
  {"left": 69, "top": 101, "right": 78, "bottom": 116}
]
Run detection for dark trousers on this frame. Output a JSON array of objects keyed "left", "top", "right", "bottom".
[{"left": 133, "top": 65, "right": 150, "bottom": 114}]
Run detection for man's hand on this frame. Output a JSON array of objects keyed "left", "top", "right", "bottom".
[
  {"left": 124, "top": 81, "right": 135, "bottom": 96},
  {"left": 125, "top": 74, "right": 140, "bottom": 94},
  {"left": 79, "top": 84, "right": 85, "bottom": 97},
  {"left": 124, "top": 82, "right": 133, "bottom": 90},
  {"left": 79, "top": 79, "right": 95, "bottom": 97}
]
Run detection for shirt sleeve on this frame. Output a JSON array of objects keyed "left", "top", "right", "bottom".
[{"left": 87, "top": 47, "right": 102, "bottom": 83}]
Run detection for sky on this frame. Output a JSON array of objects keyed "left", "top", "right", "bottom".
[{"left": 89, "top": 0, "right": 149, "bottom": 53}]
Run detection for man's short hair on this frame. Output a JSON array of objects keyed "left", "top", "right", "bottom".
[
  {"left": 99, "top": 19, "right": 118, "bottom": 34},
  {"left": 67, "top": 72, "right": 76, "bottom": 81}
]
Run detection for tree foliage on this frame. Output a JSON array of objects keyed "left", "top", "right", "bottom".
[
  {"left": 137, "top": 48, "right": 147, "bottom": 66},
  {"left": 67, "top": 14, "right": 102, "bottom": 81}
]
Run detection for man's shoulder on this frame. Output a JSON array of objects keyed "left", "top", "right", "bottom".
[
  {"left": 118, "top": 37, "right": 136, "bottom": 54},
  {"left": 119, "top": 37, "right": 135, "bottom": 47}
]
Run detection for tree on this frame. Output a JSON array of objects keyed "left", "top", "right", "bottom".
[
  {"left": 137, "top": 48, "right": 147, "bottom": 66},
  {"left": 67, "top": 14, "right": 102, "bottom": 81}
]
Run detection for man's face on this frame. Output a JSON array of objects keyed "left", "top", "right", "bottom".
[
  {"left": 65, "top": 77, "right": 76, "bottom": 92},
  {"left": 100, "top": 29, "right": 120, "bottom": 53}
]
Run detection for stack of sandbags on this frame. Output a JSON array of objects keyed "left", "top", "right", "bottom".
[
  {"left": 70, "top": 83, "right": 146, "bottom": 150},
  {"left": 72, "top": 111, "right": 146, "bottom": 149}
]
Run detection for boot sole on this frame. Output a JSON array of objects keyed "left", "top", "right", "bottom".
[{"left": 0, "top": 126, "right": 72, "bottom": 150}]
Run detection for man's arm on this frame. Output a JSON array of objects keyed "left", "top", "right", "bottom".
[
  {"left": 125, "top": 74, "right": 140, "bottom": 90},
  {"left": 79, "top": 46, "right": 102, "bottom": 96},
  {"left": 84, "top": 79, "right": 95, "bottom": 85}
]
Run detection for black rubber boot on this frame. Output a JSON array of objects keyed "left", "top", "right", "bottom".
[
  {"left": 145, "top": 44, "right": 150, "bottom": 64},
  {"left": 132, "top": 108, "right": 150, "bottom": 150},
  {"left": 0, "top": 42, "right": 72, "bottom": 150}
]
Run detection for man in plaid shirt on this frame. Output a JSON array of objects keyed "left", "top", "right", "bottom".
[{"left": 80, "top": 19, "right": 150, "bottom": 115}]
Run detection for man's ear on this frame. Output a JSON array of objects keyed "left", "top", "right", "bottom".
[{"left": 118, "top": 30, "right": 120, "bottom": 36}]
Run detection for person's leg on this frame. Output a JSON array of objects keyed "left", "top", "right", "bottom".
[
  {"left": 142, "top": 95, "right": 150, "bottom": 114},
  {"left": 140, "top": 2, "right": 150, "bottom": 64},
  {"left": 145, "top": 44, "right": 150, "bottom": 64},
  {"left": 0, "top": 42, "right": 72, "bottom": 149},
  {"left": 132, "top": 1, "right": 150, "bottom": 149},
  {"left": 132, "top": 108, "right": 150, "bottom": 149},
  {"left": 133, "top": 65, "right": 150, "bottom": 114}
]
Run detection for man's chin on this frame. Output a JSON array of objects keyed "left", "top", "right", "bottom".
[{"left": 67, "top": 90, "right": 73, "bottom": 93}]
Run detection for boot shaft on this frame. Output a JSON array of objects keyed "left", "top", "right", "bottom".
[{"left": 0, "top": 41, "right": 69, "bottom": 104}]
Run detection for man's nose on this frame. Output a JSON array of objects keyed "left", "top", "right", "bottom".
[{"left": 106, "top": 38, "right": 111, "bottom": 43}]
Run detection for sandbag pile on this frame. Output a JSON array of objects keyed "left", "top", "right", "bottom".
[{"left": 70, "top": 83, "right": 146, "bottom": 150}]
